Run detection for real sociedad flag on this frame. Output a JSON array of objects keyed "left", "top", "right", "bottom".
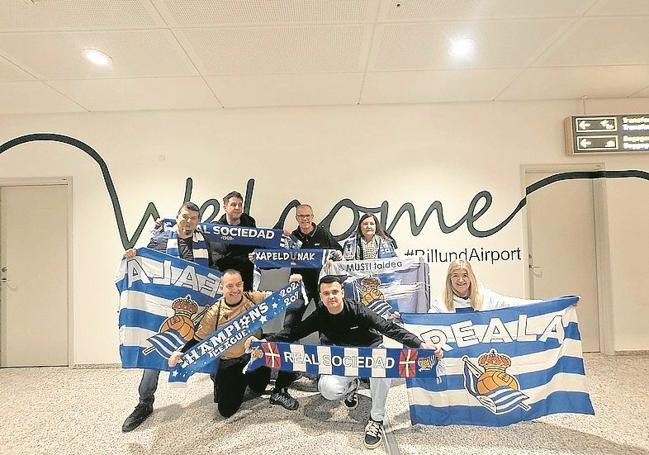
[
  {"left": 401, "top": 296, "right": 595, "bottom": 427},
  {"left": 322, "top": 257, "right": 430, "bottom": 317},
  {"left": 161, "top": 218, "right": 282, "bottom": 248},
  {"left": 168, "top": 281, "right": 302, "bottom": 384},
  {"left": 254, "top": 249, "right": 337, "bottom": 269},
  {"left": 116, "top": 248, "right": 222, "bottom": 371},
  {"left": 243, "top": 341, "right": 440, "bottom": 379}
]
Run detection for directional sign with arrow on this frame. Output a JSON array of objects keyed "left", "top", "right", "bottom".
[{"left": 566, "top": 114, "right": 649, "bottom": 155}]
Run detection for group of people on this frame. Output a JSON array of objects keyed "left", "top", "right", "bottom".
[{"left": 121, "top": 193, "right": 538, "bottom": 449}]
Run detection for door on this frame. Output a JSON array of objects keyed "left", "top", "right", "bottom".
[
  {"left": 526, "top": 170, "right": 600, "bottom": 352},
  {"left": 0, "top": 184, "right": 69, "bottom": 366}
]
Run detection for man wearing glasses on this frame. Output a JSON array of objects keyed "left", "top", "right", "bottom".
[{"left": 283, "top": 204, "right": 343, "bottom": 330}]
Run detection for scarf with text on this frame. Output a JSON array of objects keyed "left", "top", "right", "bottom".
[
  {"left": 168, "top": 281, "right": 302, "bottom": 384},
  {"left": 244, "top": 341, "right": 440, "bottom": 379},
  {"left": 162, "top": 218, "right": 283, "bottom": 248}
]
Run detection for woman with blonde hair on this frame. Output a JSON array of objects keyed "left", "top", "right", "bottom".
[{"left": 430, "top": 259, "right": 539, "bottom": 313}]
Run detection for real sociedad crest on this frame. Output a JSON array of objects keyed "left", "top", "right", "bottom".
[
  {"left": 144, "top": 295, "right": 203, "bottom": 359},
  {"left": 462, "top": 349, "right": 530, "bottom": 415}
]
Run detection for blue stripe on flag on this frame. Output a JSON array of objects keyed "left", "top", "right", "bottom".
[
  {"left": 118, "top": 308, "right": 167, "bottom": 333},
  {"left": 409, "top": 390, "right": 594, "bottom": 426},
  {"left": 120, "top": 345, "right": 218, "bottom": 373}
]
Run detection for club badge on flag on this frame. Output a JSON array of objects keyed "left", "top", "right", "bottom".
[
  {"left": 168, "top": 281, "right": 302, "bottom": 384},
  {"left": 243, "top": 341, "right": 440, "bottom": 379},
  {"left": 115, "top": 248, "right": 222, "bottom": 372},
  {"left": 401, "top": 296, "right": 595, "bottom": 427},
  {"left": 322, "top": 257, "right": 430, "bottom": 317}
]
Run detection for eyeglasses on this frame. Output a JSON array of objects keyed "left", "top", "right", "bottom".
[{"left": 296, "top": 214, "right": 313, "bottom": 219}]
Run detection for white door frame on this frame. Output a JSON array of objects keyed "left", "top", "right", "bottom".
[
  {"left": 520, "top": 163, "right": 614, "bottom": 355},
  {"left": 0, "top": 177, "right": 73, "bottom": 367}
]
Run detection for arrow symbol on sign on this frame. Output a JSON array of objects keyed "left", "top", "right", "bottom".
[
  {"left": 580, "top": 139, "right": 592, "bottom": 148},
  {"left": 579, "top": 121, "right": 591, "bottom": 129},
  {"left": 601, "top": 120, "right": 613, "bottom": 129}
]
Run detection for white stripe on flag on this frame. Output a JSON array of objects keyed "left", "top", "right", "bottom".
[
  {"left": 290, "top": 344, "right": 307, "bottom": 373},
  {"left": 118, "top": 291, "right": 173, "bottom": 317},
  {"left": 371, "top": 348, "right": 388, "bottom": 378},
  {"left": 317, "top": 345, "right": 332, "bottom": 375},
  {"left": 408, "top": 371, "right": 589, "bottom": 407},
  {"left": 120, "top": 326, "right": 158, "bottom": 347},
  {"left": 344, "top": 347, "right": 359, "bottom": 377}
]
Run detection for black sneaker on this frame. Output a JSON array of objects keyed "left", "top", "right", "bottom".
[
  {"left": 269, "top": 388, "right": 299, "bottom": 411},
  {"left": 122, "top": 403, "right": 153, "bottom": 432},
  {"left": 363, "top": 418, "right": 383, "bottom": 449},
  {"left": 344, "top": 379, "right": 359, "bottom": 409}
]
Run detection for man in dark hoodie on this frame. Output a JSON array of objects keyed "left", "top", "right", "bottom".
[{"left": 211, "top": 191, "right": 257, "bottom": 291}]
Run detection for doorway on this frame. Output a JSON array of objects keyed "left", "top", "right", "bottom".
[
  {"left": 525, "top": 167, "right": 602, "bottom": 352},
  {"left": 0, "top": 181, "right": 70, "bottom": 366}
]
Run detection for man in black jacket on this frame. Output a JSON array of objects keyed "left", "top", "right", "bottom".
[
  {"left": 247, "top": 275, "right": 440, "bottom": 450},
  {"left": 211, "top": 191, "right": 256, "bottom": 291},
  {"left": 283, "top": 204, "right": 342, "bottom": 330}
]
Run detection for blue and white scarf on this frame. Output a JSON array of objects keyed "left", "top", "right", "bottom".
[
  {"left": 165, "top": 230, "right": 209, "bottom": 267},
  {"left": 168, "top": 281, "right": 302, "bottom": 384},
  {"left": 254, "top": 248, "right": 337, "bottom": 269},
  {"left": 162, "top": 218, "right": 282, "bottom": 248},
  {"left": 244, "top": 341, "right": 440, "bottom": 379}
]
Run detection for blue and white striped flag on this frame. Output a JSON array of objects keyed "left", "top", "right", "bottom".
[
  {"left": 243, "top": 341, "right": 440, "bottom": 379},
  {"left": 401, "top": 296, "right": 594, "bottom": 426},
  {"left": 116, "top": 248, "right": 222, "bottom": 371},
  {"left": 322, "top": 257, "right": 430, "bottom": 318}
]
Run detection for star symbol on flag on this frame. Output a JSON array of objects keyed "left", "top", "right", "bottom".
[
  {"left": 260, "top": 316, "right": 268, "bottom": 323},
  {"left": 171, "top": 370, "right": 178, "bottom": 377},
  {"left": 272, "top": 303, "right": 278, "bottom": 309}
]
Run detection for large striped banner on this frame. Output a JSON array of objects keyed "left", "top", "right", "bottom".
[
  {"left": 116, "top": 248, "right": 222, "bottom": 372},
  {"left": 243, "top": 341, "right": 440, "bottom": 379},
  {"left": 401, "top": 296, "right": 594, "bottom": 427}
]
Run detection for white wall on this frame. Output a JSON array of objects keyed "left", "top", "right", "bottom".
[{"left": 0, "top": 98, "right": 648, "bottom": 364}]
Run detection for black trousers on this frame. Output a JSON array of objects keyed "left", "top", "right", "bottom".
[{"left": 216, "top": 354, "right": 296, "bottom": 418}]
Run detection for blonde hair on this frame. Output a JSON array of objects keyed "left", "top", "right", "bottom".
[{"left": 444, "top": 259, "right": 483, "bottom": 311}]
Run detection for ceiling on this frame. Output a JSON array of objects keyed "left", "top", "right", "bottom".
[{"left": 0, "top": 0, "right": 648, "bottom": 114}]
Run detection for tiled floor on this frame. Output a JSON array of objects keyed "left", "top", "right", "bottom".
[{"left": 1, "top": 354, "right": 647, "bottom": 455}]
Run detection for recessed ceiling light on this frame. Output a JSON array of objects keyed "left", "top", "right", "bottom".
[
  {"left": 448, "top": 38, "right": 475, "bottom": 59},
  {"left": 83, "top": 49, "right": 112, "bottom": 66}
]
